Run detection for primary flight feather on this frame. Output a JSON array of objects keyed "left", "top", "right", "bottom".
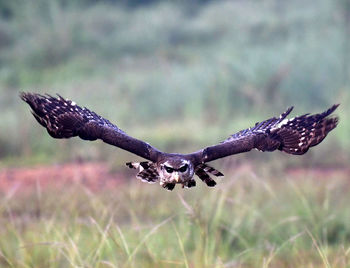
[{"left": 21, "top": 92, "right": 339, "bottom": 191}]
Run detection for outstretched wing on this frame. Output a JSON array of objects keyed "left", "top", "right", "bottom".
[
  {"left": 20, "top": 92, "right": 161, "bottom": 162},
  {"left": 190, "top": 105, "right": 339, "bottom": 163}
]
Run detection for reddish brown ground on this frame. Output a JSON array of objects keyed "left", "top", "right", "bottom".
[
  {"left": 0, "top": 162, "right": 128, "bottom": 192},
  {"left": 0, "top": 162, "right": 349, "bottom": 193},
  {"left": 286, "top": 166, "right": 350, "bottom": 180}
]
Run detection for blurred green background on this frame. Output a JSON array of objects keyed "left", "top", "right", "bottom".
[
  {"left": 1, "top": 1, "right": 350, "bottom": 267},
  {"left": 0, "top": 0, "right": 348, "bottom": 167}
]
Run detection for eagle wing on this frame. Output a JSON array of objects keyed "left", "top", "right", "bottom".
[
  {"left": 190, "top": 105, "right": 339, "bottom": 163},
  {"left": 21, "top": 92, "right": 161, "bottom": 162}
]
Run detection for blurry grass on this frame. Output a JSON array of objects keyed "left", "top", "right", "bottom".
[
  {"left": 1, "top": 168, "right": 350, "bottom": 267},
  {"left": 1, "top": 0, "right": 349, "bottom": 164}
]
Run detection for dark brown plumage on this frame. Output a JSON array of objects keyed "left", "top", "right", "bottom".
[{"left": 21, "top": 92, "right": 339, "bottom": 190}]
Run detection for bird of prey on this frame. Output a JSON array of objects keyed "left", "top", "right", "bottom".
[{"left": 21, "top": 92, "right": 339, "bottom": 191}]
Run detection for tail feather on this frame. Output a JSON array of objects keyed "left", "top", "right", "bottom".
[
  {"left": 126, "top": 162, "right": 159, "bottom": 183},
  {"left": 196, "top": 163, "right": 224, "bottom": 177},
  {"left": 195, "top": 163, "right": 223, "bottom": 187},
  {"left": 126, "top": 161, "right": 152, "bottom": 171},
  {"left": 195, "top": 168, "right": 216, "bottom": 187},
  {"left": 137, "top": 168, "right": 159, "bottom": 183}
]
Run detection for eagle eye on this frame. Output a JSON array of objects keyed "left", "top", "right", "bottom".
[
  {"left": 164, "top": 166, "right": 174, "bottom": 173},
  {"left": 179, "top": 164, "right": 188, "bottom": 172}
]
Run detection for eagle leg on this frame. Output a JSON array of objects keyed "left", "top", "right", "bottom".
[{"left": 183, "top": 179, "right": 196, "bottom": 188}]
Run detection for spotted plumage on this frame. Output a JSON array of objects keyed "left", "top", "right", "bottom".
[
  {"left": 126, "top": 162, "right": 159, "bottom": 183},
  {"left": 21, "top": 92, "right": 339, "bottom": 191}
]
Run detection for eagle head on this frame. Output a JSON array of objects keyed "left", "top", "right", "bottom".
[{"left": 157, "top": 158, "right": 195, "bottom": 190}]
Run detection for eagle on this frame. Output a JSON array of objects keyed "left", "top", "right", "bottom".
[{"left": 21, "top": 92, "right": 339, "bottom": 191}]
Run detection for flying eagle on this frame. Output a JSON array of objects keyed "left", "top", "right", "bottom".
[{"left": 21, "top": 93, "right": 339, "bottom": 191}]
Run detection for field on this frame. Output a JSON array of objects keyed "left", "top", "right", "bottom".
[
  {"left": 1, "top": 162, "right": 350, "bottom": 267},
  {"left": 1, "top": 0, "right": 350, "bottom": 267}
]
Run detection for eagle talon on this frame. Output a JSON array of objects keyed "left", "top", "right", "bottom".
[
  {"left": 163, "top": 183, "right": 175, "bottom": 191},
  {"left": 184, "top": 180, "right": 196, "bottom": 188}
]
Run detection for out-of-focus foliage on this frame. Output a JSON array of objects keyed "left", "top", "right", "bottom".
[
  {"left": 0, "top": 0, "right": 348, "bottom": 165},
  {"left": 1, "top": 2, "right": 349, "bottom": 267},
  {"left": 1, "top": 167, "right": 350, "bottom": 267}
]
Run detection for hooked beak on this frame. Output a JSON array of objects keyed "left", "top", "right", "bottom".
[{"left": 173, "top": 172, "right": 180, "bottom": 183}]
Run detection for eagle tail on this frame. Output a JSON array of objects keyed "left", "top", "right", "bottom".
[
  {"left": 195, "top": 163, "right": 224, "bottom": 187},
  {"left": 126, "top": 162, "right": 159, "bottom": 183}
]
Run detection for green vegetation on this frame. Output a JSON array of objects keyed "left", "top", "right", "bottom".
[
  {"left": 0, "top": 0, "right": 349, "bottom": 165},
  {"left": 1, "top": 168, "right": 350, "bottom": 267},
  {"left": 1, "top": 1, "right": 350, "bottom": 266}
]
